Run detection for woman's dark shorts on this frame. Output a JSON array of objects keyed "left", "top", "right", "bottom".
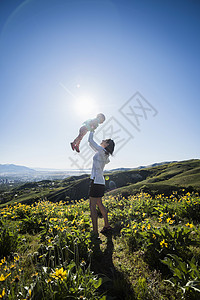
[{"left": 88, "top": 179, "right": 105, "bottom": 197}]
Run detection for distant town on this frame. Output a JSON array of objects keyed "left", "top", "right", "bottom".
[{"left": 0, "top": 164, "right": 92, "bottom": 188}]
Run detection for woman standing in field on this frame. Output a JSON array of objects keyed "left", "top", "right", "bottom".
[{"left": 88, "top": 130, "right": 115, "bottom": 237}]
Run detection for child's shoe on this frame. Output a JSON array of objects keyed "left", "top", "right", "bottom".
[
  {"left": 74, "top": 144, "right": 80, "bottom": 153},
  {"left": 70, "top": 142, "right": 75, "bottom": 151}
]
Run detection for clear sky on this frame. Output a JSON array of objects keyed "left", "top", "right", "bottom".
[{"left": 0, "top": 0, "right": 199, "bottom": 170}]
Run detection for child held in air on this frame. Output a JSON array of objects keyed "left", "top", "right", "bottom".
[{"left": 70, "top": 113, "right": 105, "bottom": 153}]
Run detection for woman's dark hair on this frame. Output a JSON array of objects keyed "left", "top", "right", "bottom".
[{"left": 105, "top": 139, "right": 115, "bottom": 155}]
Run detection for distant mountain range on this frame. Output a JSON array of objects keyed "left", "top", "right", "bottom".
[
  {"left": 0, "top": 164, "right": 91, "bottom": 182},
  {"left": 0, "top": 164, "right": 36, "bottom": 174},
  {"left": 1, "top": 162, "right": 176, "bottom": 175}
]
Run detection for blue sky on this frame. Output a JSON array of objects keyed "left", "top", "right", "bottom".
[{"left": 0, "top": 0, "right": 199, "bottom": 170}]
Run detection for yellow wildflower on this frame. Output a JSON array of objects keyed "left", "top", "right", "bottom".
[
  {"left": 0, "top": 273, "right": 11, "bottom": 281},
  {"left": 160, "top": 239, "right": 168, "bottom": 248},
  {"left": 51, "top": 267, "right": 67, "bottom": 281},
  {"left": 14, "top": 256, "right": 20, "bottom": 262},
  {"left": 186, "top": 223, "right": 193, "bottom": 228},
  {"left": 10, "top": 264, "right": 16, "bottom": 270},
  {"left": 1, "top": 258, "right": 6, "bottom": 264},
  {"left": 0, "top": 258, "right": 6, "bottom": 267},
  {"left": 147, "top": 224, "right": 151, "bottom": 230},
  {"left": 0, "top": 288, "right": 5, "bottom": 298}
]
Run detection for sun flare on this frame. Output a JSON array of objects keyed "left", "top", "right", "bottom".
[{"left": 74, "top": 96, "right": 97, "bottom": 117}]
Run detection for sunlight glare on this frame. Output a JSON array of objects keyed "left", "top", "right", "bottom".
[{"left": 74, "top": 96, "right": 97, "bottom": 117}]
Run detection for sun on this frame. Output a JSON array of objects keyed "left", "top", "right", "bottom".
[{"left": 74, "top": 96, "right": 97, "bottom": 117}]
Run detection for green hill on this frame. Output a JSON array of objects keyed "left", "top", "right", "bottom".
[
  {"left": 0, "top": 159, "right": 199, "bottom": 207},
  {"left": 108, "top": 159, "right": 200, "bottom": 197}
]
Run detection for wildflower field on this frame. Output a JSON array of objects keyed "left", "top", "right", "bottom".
[{"left": 0, "top": 191, "right": 200, "bottom": 299}]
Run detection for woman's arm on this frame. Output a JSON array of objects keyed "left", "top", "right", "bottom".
[{"left": 88, "top": 132, "right": 103, "bottom": 152}]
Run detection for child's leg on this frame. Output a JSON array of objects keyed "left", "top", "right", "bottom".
[{"left": 74, "top": 126, "right": 88, "bottom": 146}]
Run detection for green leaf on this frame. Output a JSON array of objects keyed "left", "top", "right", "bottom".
[
  {"left": 94, "top": 278, "right": 102, "bottom": 289},
  {"left": 161, "top": 257, "right": 174, "bottom": 269},
  {"left": 173, "top": 267, "right": 184, "bottom": 280},
  {"left": 67, "top": 262, "right": 76, "bottom": 271}
]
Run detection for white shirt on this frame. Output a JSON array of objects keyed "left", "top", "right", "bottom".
[{"left": 88, "top": 132, "right": 110, "bottom": 184}]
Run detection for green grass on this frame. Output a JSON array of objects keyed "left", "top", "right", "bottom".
[{"left": 1, "top": 190, "right": 199, "bottom": 299}]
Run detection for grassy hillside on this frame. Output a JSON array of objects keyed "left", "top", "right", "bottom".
[
  {"left": 0, "top": 191, "right": 200, "bottom": 299},
  {"left": 0, "top": 159, "right": 199, "bottom": 207},
  {"left": 0, "top": 175, "right": 90, "bottom": 207},
  {"left": 107, "top": 159, "right": 200, "bottom": 197}
]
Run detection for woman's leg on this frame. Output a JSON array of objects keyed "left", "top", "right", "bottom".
[
  {"left": 89, "top": 197, "right": 98, "bottom": 234},
  {"left": 96, "top": 197, "right": 109, "bottom": 228}
]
